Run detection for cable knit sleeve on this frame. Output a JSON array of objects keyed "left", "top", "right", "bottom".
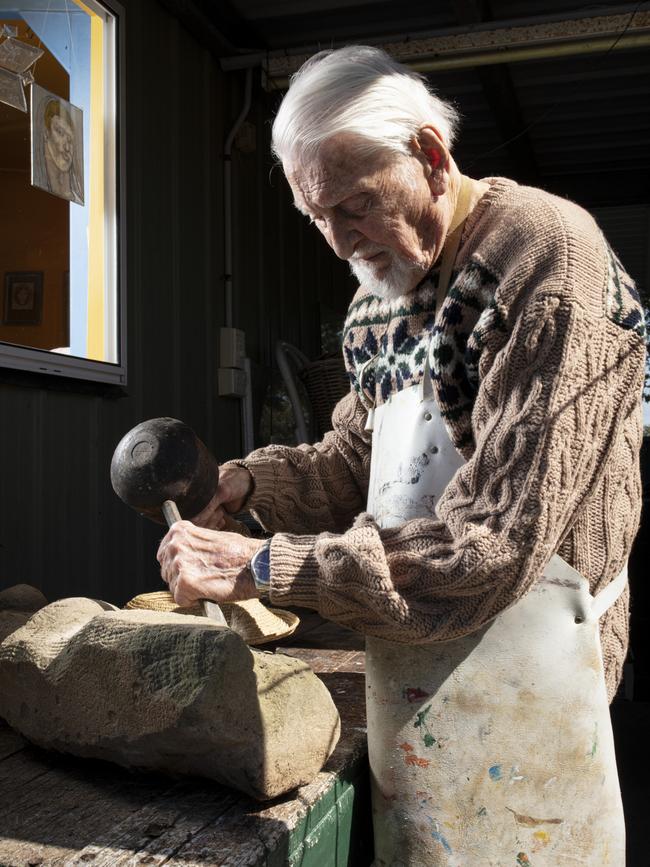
[
  {"left": 267, "top": 206, "right": 646, "bottom": 650},
  {"left": 224, "top": 389, "right": 372, "bottom": 535}
]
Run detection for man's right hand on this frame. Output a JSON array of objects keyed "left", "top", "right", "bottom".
[{"left": 191, "top": 465, "right": 253, "bottom": 530}]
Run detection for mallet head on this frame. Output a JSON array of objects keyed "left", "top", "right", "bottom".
[{"left": 110, "top": 417, "right": 219, "bottom": 524}]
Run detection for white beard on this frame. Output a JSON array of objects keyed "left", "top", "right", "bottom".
[{"left": 349, "top": 250, "right": 428, "bottom": 301}]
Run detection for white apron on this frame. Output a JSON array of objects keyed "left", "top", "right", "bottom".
[{"left": 362, "top": 180, "right": 627, "bottom": 866}]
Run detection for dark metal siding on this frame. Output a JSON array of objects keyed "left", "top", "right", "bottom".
[
  {"left": 230, "top": 85, "right": 355, "bottom": 430},
  {"left": 590, "top": 205, "right": 650, "bottom": 294},
  {"left": 0, "top": 3, "right": 238, "bottom": 604},
  {"left": 0, "top": 0, "right": 352, "bottom": 607}
]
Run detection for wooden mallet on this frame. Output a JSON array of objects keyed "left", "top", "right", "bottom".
[{"left": 110, "top": 417, "right": 247, "bottom": 624}]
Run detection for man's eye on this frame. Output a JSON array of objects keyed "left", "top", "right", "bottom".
[{"left": 341, "top": 196, "right": 370, "bottom": 217}]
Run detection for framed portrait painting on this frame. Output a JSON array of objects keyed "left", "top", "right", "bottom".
[
  {"left": 3, "top": 272, "right": 43, "bottom": 325},
  {"left": 30, "top": 84, "right": 84, "bottom": 205}
]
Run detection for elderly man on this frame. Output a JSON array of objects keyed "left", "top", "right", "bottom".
[{"left": 158, "top": 47, "right": 645, "bottom": 865}]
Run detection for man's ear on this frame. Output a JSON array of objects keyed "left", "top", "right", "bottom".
[{"left": 412, "top": 125, "right": 450, "bottom": 197}]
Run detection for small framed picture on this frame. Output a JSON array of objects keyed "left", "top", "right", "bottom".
[
  {"left": 3, "top": 272, "right": 43, "bottom": 325},
  {"left": 30, "top": 84, "right": 84, "bottom": 205}
]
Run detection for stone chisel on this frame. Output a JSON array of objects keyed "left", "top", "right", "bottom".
[{"left": 160, "top": 498, "right": 228, "bottom": 625}]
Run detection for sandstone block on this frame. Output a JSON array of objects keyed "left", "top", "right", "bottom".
[{"left": 0, "top": 593, "right": 340, "bottom": 800}]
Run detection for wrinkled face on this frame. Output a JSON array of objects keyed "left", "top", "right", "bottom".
[
  {"left": 287, "top": 135, "right": 447, "bottom": 299},
  {"left": 46, "top": 114, "right": 74, "bottom": 172}
]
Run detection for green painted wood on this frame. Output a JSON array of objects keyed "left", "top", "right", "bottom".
[{"left": 285, "top": 757, "right": 373, "bottom": 867}]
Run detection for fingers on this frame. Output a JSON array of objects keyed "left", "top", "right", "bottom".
[
  {"left": 188, "top": 468, "right": 253, "bottom": 530},
  {"left": 156, "top": 522, "right": 187, "bottom": 596},
  {"left": 191, "top": 493, "right": 226, "bottom": 530},
  {"left": 157, "top": 536, "right": 200, "bottom": 607},
  {"left": 169, "top": 571, "right": 196, "bottom": 608},
  {"left": 156, "top": 522, "right": 231, "bottom": 606},
  {"left": 217, "top": 465, "right": 253, "bottom": 514},
  {"left": 157, "top": 520, "right": 202, "bottom": 561},
  {"left": 162, "top": 521, "right": 256, "bottom": 564},
  {"left": 154, "top": 522, "right": 261, "bottom": 608}
]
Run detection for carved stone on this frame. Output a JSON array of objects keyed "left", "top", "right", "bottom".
[{"left": 0, "top": 589, "right": 340, "bottom": 800}]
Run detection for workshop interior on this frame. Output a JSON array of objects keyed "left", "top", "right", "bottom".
[{"left": 0, "top": 1, "right": 648, "bottom": 864}]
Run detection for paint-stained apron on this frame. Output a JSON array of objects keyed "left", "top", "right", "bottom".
[{"left": 363, "top": 182, "right": 627, "bottom": 866}]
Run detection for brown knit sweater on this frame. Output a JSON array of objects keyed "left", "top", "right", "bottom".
[{"left": 232, "top": 178, "right": 645, "bottom": 701}]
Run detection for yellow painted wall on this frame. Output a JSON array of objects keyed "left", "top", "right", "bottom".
[{"left": 85, "top": 10, "right": 105, "bottom": 361}]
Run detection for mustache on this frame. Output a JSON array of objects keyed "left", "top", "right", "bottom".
[{"left": 349, "top": 246, "right": 391, "bottom": 263}]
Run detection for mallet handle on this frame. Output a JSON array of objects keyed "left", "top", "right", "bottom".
[{"left": 161, "top": 499, "right": 228, "bottom": 626}]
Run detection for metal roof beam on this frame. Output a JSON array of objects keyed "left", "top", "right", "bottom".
[
  {"left": 246, "top": 9, "right": 650, "bottom": 84},
  {"left": 450, "top": 0, "right": 540, "bottom": 186},
  {"left": 158, "top": 0, "right": 265, "bottom": 56}
]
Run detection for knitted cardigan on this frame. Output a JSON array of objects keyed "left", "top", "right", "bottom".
[{"left": 231, "top": 178, "right": 646, "bottom": 701}]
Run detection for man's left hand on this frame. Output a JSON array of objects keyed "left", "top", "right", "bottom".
[{"left": 157, "top": 521, "right": 267, "bottom": 608}]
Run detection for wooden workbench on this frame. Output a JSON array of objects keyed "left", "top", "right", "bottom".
[{"left": 0, "top": 614, "right": 373, "bottom": 867}]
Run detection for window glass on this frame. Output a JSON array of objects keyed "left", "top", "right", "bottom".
[{"left": 0, "top": 0, "right": 121, "bottom": 381}]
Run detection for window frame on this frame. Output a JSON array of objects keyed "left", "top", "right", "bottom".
[{"left": 0, "top": 0, "right": 127, "bottom": 386}]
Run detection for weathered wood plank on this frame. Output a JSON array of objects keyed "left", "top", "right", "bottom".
[
  {"left": 274, "top": 611, "right": 364, "bottom": 653},
  {"left": 0, "top": 722, "right": 26, "bottom": 761},
  {"left": 0, "top": 754, "right": 181, "bottom": 865},
  {"left": 0, "top": 750, "right": 56, "bottom": 804},
  {"left": 0, "top": 745, "right": 154, "bottom": 819},
  {"left": 166, "top": 760, "right": 369, "bottom": 867},
  {"left": 63, "top": 785, "right": 237, "bottom": 867},
  {"left": 163, "top": 805, "right": 270, "bottom": 867},
  {"left": 281, "top": 647, "right": 366, "bottom": 676}
]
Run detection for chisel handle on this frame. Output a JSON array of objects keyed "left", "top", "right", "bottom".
[{"left": 162, "top": 499, "right": 182, "bottom": 526}]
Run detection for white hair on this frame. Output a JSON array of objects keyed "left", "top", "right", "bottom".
[{"left": 271, "top": 45, "right": 460, "bottom": 168}]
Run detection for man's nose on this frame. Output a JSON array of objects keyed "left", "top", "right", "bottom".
[{"left": 325, "top": 214, "right": 362, "bottom": 261}]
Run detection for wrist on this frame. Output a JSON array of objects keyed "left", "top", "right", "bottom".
[
  {"left": 249, "top": 540, "right": 272, "bottom": 597},
  {"left": 241, "top": 565, "right": 262, "bottom": 600}
]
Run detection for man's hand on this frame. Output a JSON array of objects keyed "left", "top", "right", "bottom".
[
  {"left": 157, "top": 521, "right": 266, "bottom": 608},
  {"left": 191, "top": 465, "right": 254, "bottom": 530}
]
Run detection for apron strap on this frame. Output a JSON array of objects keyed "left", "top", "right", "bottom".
[
  {"left": 359, "top": 353, "right": 379, "bottom": 431},
  {"left": 419, "top": 176, "right": 475, "bottom": 405},
  {"left": 545, "top": 553, "right": 628, "bottom": 620},
  {"left": 435, "top": 174, "right": 474, "bottom": 317},
  {"left": 591, "top": 563, "right": 628, "bottom": 619},
  {"left": 420, "top": 345, "right": 435, "bottom": 402}
]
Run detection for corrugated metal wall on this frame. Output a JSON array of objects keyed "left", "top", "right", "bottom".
[
  {"left": 0, "top": 0, "right": 224, "bottom": 605},
  {"left": 0, "top": 0, "right": 352, "bottom": 606},
  {"left": 230, "top": 85, "right": 355, "bottom": 435}
]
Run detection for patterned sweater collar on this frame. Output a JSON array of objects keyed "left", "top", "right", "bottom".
[{"left": 342, "top": 178, "right": 508, "bottom": 457}]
